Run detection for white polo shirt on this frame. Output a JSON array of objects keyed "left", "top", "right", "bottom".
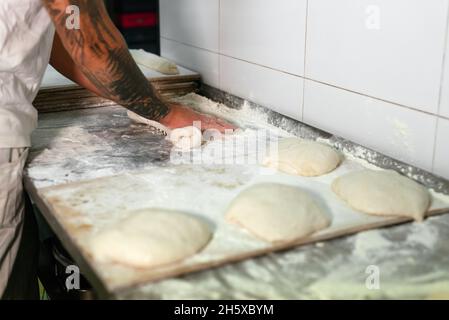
[{"left": 0, "top": 0, "right": 55, "bottom": 148}]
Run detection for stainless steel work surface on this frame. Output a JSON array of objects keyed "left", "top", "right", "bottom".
[{"left": 26, "top": 94, "right": 449, "bottom": 299}]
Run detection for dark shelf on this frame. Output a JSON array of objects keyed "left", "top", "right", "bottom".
[{"left": 106, "top": 0, "right": 160, "bottom": 55}]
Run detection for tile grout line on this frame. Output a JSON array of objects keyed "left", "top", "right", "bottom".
[
  {"left": 218, "top": 0, "right": 222, "bottom": 89},
  {"left": 435, "top": 113, "right": 449, "bottom": 122},
  {"left": 160, "top": 36, "right": 301, "bottom": 76},
  {"left": 431, "top": 1, "right": 449, "bottom": 173},
  {"left": 304, "top": 77, "right": 442, "bottom": 118},
  {"left": 160, "top": 36, "right": 220, "bottom": 55},
  {"left": 161, "top": 42, "right": 449, "bottom": 121},
  {"left": 301, "top": 0, "right": 309, "bottom": 122}
]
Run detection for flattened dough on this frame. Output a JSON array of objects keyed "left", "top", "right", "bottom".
[
  {"left": 332, "top": 170, "right": 431, "bottom": 221},
  {"left": 127, "top": 110, "right": 202, "bottom": 150},
  {"left": 130, "top": 49, "right": 179, "bottom": 75},
  {"left": 169, "top": 126, "right": 203, "bottom": 151},
  {"left": 264, "top": 138, "right": 341, "bottom": 177},
  {"left": 88, "top": 209, "right": 212, "bottom": 268},
  {"left": 225, "top": 183, "right": 331, "bottom": 243}
]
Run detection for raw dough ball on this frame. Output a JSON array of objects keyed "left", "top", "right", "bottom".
[
  {"left": 264, "top": 138, "right": 341, "bottom": 177},
  {"left": 332, "top": 170, "right": 431, "bottom": 221},
  {"left": 127, "top": 111, "right": 202, "bottom": 150},
  {"left": 169, "top": 126, "right": 203, "bottom": 151},
  {"left": 225, "top": 183, "right": 331, "bottom": 243},
  {"left": 88, "top": 209, "right": 212, "bottom": 268},
  {"left": 130, "top": 49, "right": 179, "bottom": 75}
]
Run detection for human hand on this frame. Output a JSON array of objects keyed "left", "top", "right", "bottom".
[{"left": 159, "top": 103, "right": 236, "bottom": 133}]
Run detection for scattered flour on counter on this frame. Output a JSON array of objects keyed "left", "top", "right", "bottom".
[
  {"left": 352, "top": 220, "right": 440, "bottom": 262},
  {"left": 406, "top": 222, "right": 439, "bottom": 250},
  {"left": 353, "top": 230, "right": 393, "bottom": 261},
  {"left": 430, "top": 189, "right": 449, "bottom": 206},
  {"left": 390, "top": 118, "right": 412, "bottom": 149},
  {"left": 315, "top": 138, "right": 382, "bottom": 171},
  {"left": 28, "top": 126, "right": 119, "bottom": 186},
  {"left": 307, "top": 219, "right": 447, "bottom": 299},
  {"left": 29, "top": 126, "right": 102, "bottom": 169},
  {"left": 35, "top": 126, "right": 95, "bottom": 149},
  {"left": 308, "top": 275, "right": 449, "bottom": 299},
  {"left": 171, "top": 93, "right": 292, "bottom": 137},
  {"left": 171, "top": 94, "right": 264, "bottom": 126}
]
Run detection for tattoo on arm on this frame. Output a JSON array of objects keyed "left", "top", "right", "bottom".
[{"left": 42, "top": 0, "right": 169, "bottom": 120}]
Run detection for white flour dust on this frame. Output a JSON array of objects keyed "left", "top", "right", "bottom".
[{"left": 29, "top": 93, "right": 449, "bottom": 299}]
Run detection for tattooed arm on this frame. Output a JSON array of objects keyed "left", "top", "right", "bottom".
[
  {"left": 50, "top": 32, "right": 105, "bottom": 98},
  {"left": 43, "top": 0, "right": 235, "bottom": 131},
  {"left": 43, "top": 0, "right": 170, "bottom": 121}
]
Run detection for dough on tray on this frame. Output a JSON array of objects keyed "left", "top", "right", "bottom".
[
  {"left": 130, "top": 49, "right": 179, "bottom": 75},
  {"left": 264, "top": 138, "right": 341, "bottom": 177},
  {"left": 225, "top": 183, "right": 331, "bottom": 243},
  {"left": 88, "top": 209, "right": 212, "bottom": 268},
  {"left": 332, "top": 169, "right": 431, "bottom": 221}
]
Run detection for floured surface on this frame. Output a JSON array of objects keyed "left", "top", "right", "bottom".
[
  {"left": 38, "top": 165, "right": 449, "bottom": 295},
  {"left": 37, "top": 151, "right": 449, "bottom": 294},
  {"left": 27, "top": 93, "right": 449, "bottom": 299},
  {"left": 119, "top": 215, "right": 449, "bottom": 300}
]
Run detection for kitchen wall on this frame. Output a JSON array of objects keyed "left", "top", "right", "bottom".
[{"left": 159, "top": 0, "right": 449, "bottom": 179}]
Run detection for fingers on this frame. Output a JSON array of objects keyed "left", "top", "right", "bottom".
[
  {"left": 200, "top": 121, "right": 234, "bottom": 133},
  {"left": 219, "top": 120, "right": 237, "bottom": 130},
  {"left": 164, "top": 102, "right": 237, "bottom": 133},
  {"left": 198, "top": 115, "right": 237, "bottom": 133},
  {"left": 215, "top": 117, "right": 237, "bottom": 129}
]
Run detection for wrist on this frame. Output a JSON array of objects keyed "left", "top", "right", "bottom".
[
  {"left": 126, "top": 98, "right": 170, "bottom": 122},
  {"left": 158, "top": 104, "right": 173, "bottom": 125}
]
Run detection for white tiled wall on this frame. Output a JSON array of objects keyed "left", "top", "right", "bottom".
[
  {"left": 160, "top": 0, "right": 219, "bottom": 51},
  {"left": 434, "top": 118, "right": 449, "bottom": 178},
  {"left": 306, "top": 0, "right": 448, "bottom": 114},
  {"left": 220, "top": 0, "right": 307, "bottom": 76},
  {"left": 220, "top": 56, "right": 303, "bottom": 120},
  {"left": 303, "top": 80, "right": 437, "bottom": 171},
  {"left": 161, "top": 38, "right": 220, "bottom": 87},
  {"left": 438, "top": 15, "right": 449, "bottom": 120},
  {"left": 160, "top": 0, "right": 449, "bottom": 178}
]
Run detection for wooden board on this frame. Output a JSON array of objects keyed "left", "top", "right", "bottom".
[
  {"left": 33, "top": 79, "right": 200, "bottom": 113},
  {"left": 34, "top": 65, "right": 201, "bottom": 113},
  {"left": 31, "top": 167, "right": 449, "bottom": 298}
]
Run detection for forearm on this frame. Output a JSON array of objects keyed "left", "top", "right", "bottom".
[
  {"left": 50, "top": 33, "right": 104, "bottom": 97},
  {"left": 43, "top": 0, "right": 169, "bottom": 120}
]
